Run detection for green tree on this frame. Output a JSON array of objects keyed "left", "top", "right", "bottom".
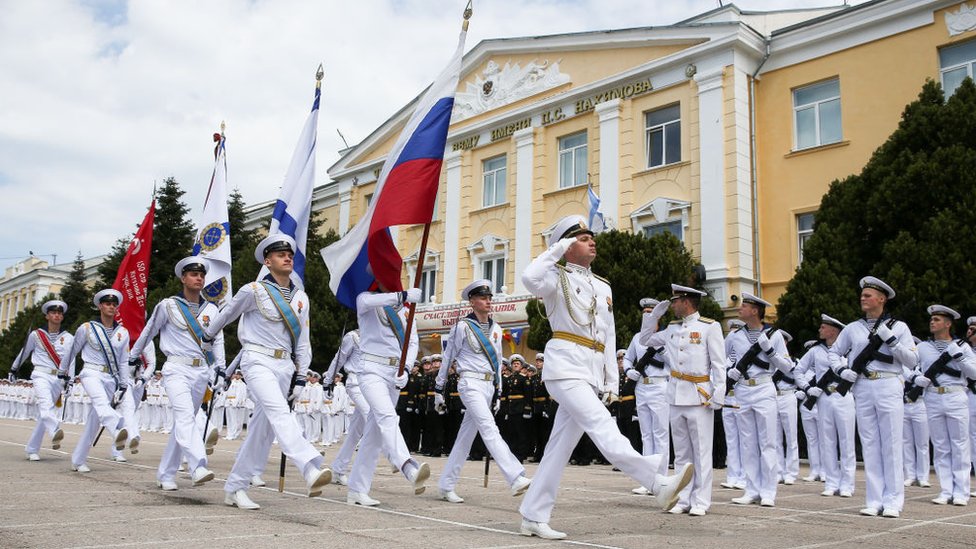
[
  {"left": 150, "top": 177, "right": 195, "bottom": 292},
  {"left": 60, "top": 251, "right": 95, "bottom": 330},
  {"left": 221, "top": 189, "right": 263, "bottom": 359},
  {"left": 776, "top": 78, "right": 976, "bottom": 347},
  {"left": 96, "top": 238, "right": 129, "bottom": 290},
  {"left": 0, "top": 301, "right": 46, "bottom": 378}
]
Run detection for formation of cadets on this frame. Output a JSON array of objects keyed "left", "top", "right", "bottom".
[{"left": 7, "top": 215, "right": 976, "bottom": 540}]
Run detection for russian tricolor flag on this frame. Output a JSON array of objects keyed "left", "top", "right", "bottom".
[{"left": 323, "top": 27, "right": 467, "bottom": 311}]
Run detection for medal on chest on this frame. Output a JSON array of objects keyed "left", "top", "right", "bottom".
[{"left": 689, "top": 331, "right": 701, "bottom": 345}]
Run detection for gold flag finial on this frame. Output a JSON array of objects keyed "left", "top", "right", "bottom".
[
  {"left": 316, "top": 63, "right": 324, "bottom": 82},
  {"left": 462, "top": 0, "right": 472, "bottom": 31},
  {"left": 220, "top": 120, "right": 226, "bottom": 134}
]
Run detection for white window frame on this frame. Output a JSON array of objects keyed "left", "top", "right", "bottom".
[
  {"left": 466, "top": 234, "right": 510, "bottom": 296},
  {"left": 797, "top": 212, "right": 815, "bottom": 264},
  {"left": 419, "top": 266, "right": 437, "bottom": 303},
  {"left": 558, "top": 131, "right": 588, "bottom": 189},
  {"left": 629, "top": 197, "right": 690, "bottom": 244},
  {"left": 480, "top": 256, "right": 506, "bottom": 295},
  {"left": 939, "top": 40, "right": 976, "bottom": 97},
  {"left": 645, "top": 104, "right": 681, "bottom": 168},
  {"left": 482, "top": 155, "right": 507, "bottom": 207},
  {"left": 403, "top": 250, "right": 440, "bottom": 304},
  {"left": 792, "top": 79, "right": 842, "bottom": 150}
]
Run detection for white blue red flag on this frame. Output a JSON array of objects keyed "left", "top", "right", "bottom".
[
  {"left": 193, "top": 130, "right": 233, "bottom": 306},
  {"left": 587, "top": 184, "right": 607, "bottom": 233},
  {"left": 322, "top": 28, "right": 467, "bottom": 310},
  {"left": 260, "top": 73, "right": 321, "bottom": 289}
]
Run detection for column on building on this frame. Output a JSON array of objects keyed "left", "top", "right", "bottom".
[
  {"left": 595, "top": 98, "right": 622, "bottom": 229},
  {"left": 443, "top": 150, "right": 463, "bottom": 302},
  {"left": 338, "top": 178, "right": 353, "bottom": 235},
  {"left": 512, "top": 127, "right": 535, "bottom": 295},
  {"left": 694, "top": 68, "right": 729, "bottom": 304}
]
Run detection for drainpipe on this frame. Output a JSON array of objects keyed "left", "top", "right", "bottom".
[{"left": 749, "top": 38, "right": 771, "bottom": 297}]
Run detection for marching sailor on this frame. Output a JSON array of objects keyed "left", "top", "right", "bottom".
[
  {"left": 912, "top": 305, "right": 976, "bottom": 505},
  {"left": 345, "top": 277, "right": 430, "bottom": 506},
  {"left": 623, "top": 298, "right": 671, "bottom": 495},
  {"left": 434, "top": 279, "right": 532, "bottom": 504},
  {"left": 65, "top": 289, "right": 130, "bottom": 472},
  {"left": 641, "top": 284, "right": 726, "bottom": 516},
  {"left": 829, "top": 276, "right": 918, "bottom": 518},
  {"left": 129, "top": 257, "right": 222, "bottom": 490},
  {"left": 325, "top": 329, "right": 364, "bottom": 486},
  {"left": 10, "top": 300, "right": 72, "bottom": 460},
  {"left": 721, "top": 319, "right": 746, "bottom": 490},
  {"left": 519, "top": 215, "right": 692, "bottom": 539},
  {"left": 203, "top": 235, "right": 331, "bottom": 509}
]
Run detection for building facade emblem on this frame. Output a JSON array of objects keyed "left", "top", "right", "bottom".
[
  {"left": 454, "top": 59, "right": 571, "bottom": 120},
  {"left": 946, "top": 3, "right": 976, "bottom": 36}
]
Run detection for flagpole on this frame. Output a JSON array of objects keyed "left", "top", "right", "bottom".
[{"left": 396, "top": 1, "right": 471, "bottom": 377}]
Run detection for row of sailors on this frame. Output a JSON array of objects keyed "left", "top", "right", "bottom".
[{"left": 293, "top": 372, "right": 354, "bottom": 447}]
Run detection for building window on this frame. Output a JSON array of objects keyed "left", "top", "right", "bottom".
[
  {"left": 645, "top": 104, "right": 680, "bottom": 168},
  {"left": 797, "top": 212, "right": 815, "bottom": 264},
  {"left": 482, "top": 155, "right": 507, "bottom": 207},
  {"left": 642, "top": 220, "right": 683, "bottom": 240},
  {"left": 481, "top": 256, "right": 505, "bottom": 294},
  {"left": 793, "top": 79, "right": 841, "bottom": 150},
  {"left": 419, "top": 267, "right": 437, "bottom": 303},
  {"left": 558, "top": 132, "right": 588, "bottom": 188},
  {"left": 940, "top": 40, "right": 976, "bottom": 97}
]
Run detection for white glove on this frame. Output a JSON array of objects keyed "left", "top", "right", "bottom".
[
  {"left": 625, "top": 369, "right": 642, "bottom": 382},
  {"left": 875, "top": 323, "right": 896, "bottom": 345},
  {"left": 807, "top": 386, "right": 823, "bottom": 398},
  {"left": 727, "top": 368, "right": 742, "bottom": 382},
  {"left": 794, "top": 390, "right": 807, "bottom": 401},
  {"left": 757, "top": 332, "right": 773, "bottom": 353},
  {"left": 649, "top": 300, "right": 670, "bottom": 320},
  {"left": 405, "top": 288, "right": 422, "bottom": 303},
  {"left": 290, "top": 385, "right": 303, "bottom": 401},
  {"left": 555, "top": 237, "right": 577, "bottom": 256},
  {"left": 601, "top": 391, "right": 618, "bottom": 406},
  {"left": 201, "top": 340, "right": 214, "bottom": 354},
  {"left": 395, "top": 371, "right": 408, "bottom": 389},
  {"left": 7, "top": 373, "right": 15, "bottom": 382},
  {"left": 492, "top": 398, "right": 501, "bottom": 414},
  {"left": 839, "top": 368, "right": 858, "bottom": 383},
  {"left": 914, "top": 375, "right": 931, "bottom": 388},
  {"left": 112, "top": 389, "right": 126, "bottom": 407},
  {"left": 707, "top": 401, "right": 722, "bottom": 410},
  {"left": 134, "top": 378, "right": 144, "bottom": 391},
  {"left": 434, "top": 393, "right": 445, "bottom": 410},
  {"left": 947, "top": 341, "right": 965, "bottom": 359}
]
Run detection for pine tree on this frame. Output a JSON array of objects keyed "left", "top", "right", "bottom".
[
  {"left": 150, "top": 177, "right": 195, "bottom": 293},
  {"left": 776, "top": 78, "right": 976, "bottom": 346},
  {"left": 0, "top": 301, "right": 45, "bottom": 378},
  {"left": 60, "top": 251, "right": 95, "bottom": 330},
  {"left": 96, "top": 238, "right": 129, "bottom": 290}
]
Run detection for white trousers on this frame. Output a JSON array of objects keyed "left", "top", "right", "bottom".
[
  {"left": 520, "top": 379, "right": 663, "bottom": 524},
  {"left": 854, "top": 376, "right": 905, "bottom": 512},
  {"left": 439, "top": 377, "right": 525, "bottom": 492},
  {"left": 635, "top": 381, "right": 669, "bottom": 478},
  {"left": 969, "top": 392, "right": 976, "bottom": 476},
  {"left": 903, "top": 399, "right": 930, "bottom": 483},
  {"left": 723, "top": 395, "right": 744, "bottom": 484},
  {"left": 924, "top": 391, "right": 971, "bottom": 503},
  {"left": 226, "top": 407, "right": 246, "bottom": 439},
  {"left": 157, "top": 362, "right": 210, "bottom": 482},
  {"left": 775, "top": 393, "right": 800, "bottom": 481},
  {"left": 734, "top": 383, "right": 780, "bottom": 501},
  {"left": 26, "top": 375, "right": 62, "bottom": 454},
  {"left": 669, "top": 404, "right": 714, "bottom": 510},
  {"left": 111, "top": 388, "right": 139, "bottom": 458},
  {"left": 331, "top": 384, "right": 369, "bottom": 475},
  {"left": 818, "top": 392, "right": 857, "bottom": 493},
  {"left": 799, "top": 402, "right": 822, "bottom": 478},
  {"left": 348, "top": 366, "right": 415, "bottom": 494},
  {"left": 331, "top": 412, "right": 346, "bottom": 443},
  {"left": 71, "top": 371, "right": 123, "bottom": 467},
  {"left": 223, "top": 354, "right": 323, "bottom": 494}
]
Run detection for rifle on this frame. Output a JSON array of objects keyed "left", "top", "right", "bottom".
[
  {"left": 968, "top": 377, "right": 976, "bottom": 396},
  {"left": 279, "top": 370, "right": 300, "bottom": 493},
  {"left": 905, "top": 339, "right": 966, "bottom": 402},
  {"left": 635, "top": 346, "right": 665, "bottom": 376},
  {"left": 835, "top": 316, "right": 894, "bottom": 397},
  {"left": 772, "top": 370, "right": 795, "bottom": 386},
  {"left": 802, "top": 353, "right": 841, "bottom": 410},
  {"left": 731, "top": 326, "right": 780, "bottom": 382},
  {"left": 483, "top": 455, "right": 490, "bottom": 488}
]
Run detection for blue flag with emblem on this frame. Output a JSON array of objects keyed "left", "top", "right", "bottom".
[
  {"left": 192, "top": 129, "right": 233, "bottom": 307},
  {"left": 462, "top": 317, "right": 500, "bottom": 387},
  {"left": 260, "top": 281, "right": 302, "bottom": 352},
  {"left": 382, "top": 306, "right": 405, "bottom": 347},
  {"left": 173, "top": 299, "right": 216, "bottom": 366}
]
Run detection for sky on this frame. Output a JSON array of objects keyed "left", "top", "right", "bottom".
[{"left": 0, "top": 0, "right": 868, "bottom": 272}]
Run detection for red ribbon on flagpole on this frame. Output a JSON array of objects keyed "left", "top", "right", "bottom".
[{"left": 112, "top": 200, "right": 155, "bottom": 344}]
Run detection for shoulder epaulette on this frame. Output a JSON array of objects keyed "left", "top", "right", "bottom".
[
  {"left": 669, "top": 320, "right": 682, "bottom": 325},
  {"left": 699, "top": 317, "right": 715, "bottom": 324},
  {"left": 593, "top": 273, "right": 610, "bottom": 285}
]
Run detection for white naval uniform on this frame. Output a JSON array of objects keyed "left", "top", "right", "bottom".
[
  {"left": 327, "top": 330, "right": 371, "bottom": 476},
  {"left": 829, "top": 317, "right": 917, "bottom": 513},
  {"left": 329, "top": 383, "right": 348, "bottom": 444},
  {"left": 224, "top": 379, "right": 248, "bottom": 440},
  {"left": 12, "top": 328, "right": 73, "bottom": 454},
  {"left": 113, "top": 340, "right": 156, "bottom": 460},
  {"left": 968, "top": 380, "right": 976, "bottom": 490},
  {"left": 131, "top": 296, "right": 225, "bottom": 482},
  {"left": 641, "top": 311, "right": 726, "bottom": 512},
  {"left": 796, "top": 343, "right": 855, "bottom": 494},
  {"left": 68, "top": 381, "right": 85, "bottom": 424},
  {"left": 348, "top": 292, "right": 419, "bottom": 495},
  {"left": 916, "top": 340, "right": 976, "bottom": 503},
  {"left": 204, "top": 279, "right": 323, "bottom": 495},
  {"left": 622, "top": 332, "right": 670, "bottom": 479},
  {"left": 773, "top": 368, "right": 800, "bottom": 483},
  {"left": 520, "top": 238, "right": 664, "bottom": 525},
  {"left": 65, "top": 321, "right": 129, "bottom": 467},
  {"left": 902, "top": 366, "right": 931, "bottom": 486},
  {"left": 722, "top": 335, "right": 745, "bottom": 488},
  {"left": 725, "top": 326, "right": 792, "bottom": 502},
  {"left": 436, "top": 313, "right": 525, "bottom": 493}
]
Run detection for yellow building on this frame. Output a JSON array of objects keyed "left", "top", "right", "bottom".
[
  {"left": 0, "top": 255, "right": 106, "bottom": 330},
  {"left": 248, "top": 0, "right": 976, "bottom": 353}
]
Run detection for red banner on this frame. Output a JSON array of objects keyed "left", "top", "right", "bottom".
[{"left": 112, "top": 200, "right": 155, "bottom": 344}]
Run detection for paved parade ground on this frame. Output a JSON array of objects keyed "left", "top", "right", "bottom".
[{"left": 1, "top": 418, "right": 973, "bottom": 549}]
